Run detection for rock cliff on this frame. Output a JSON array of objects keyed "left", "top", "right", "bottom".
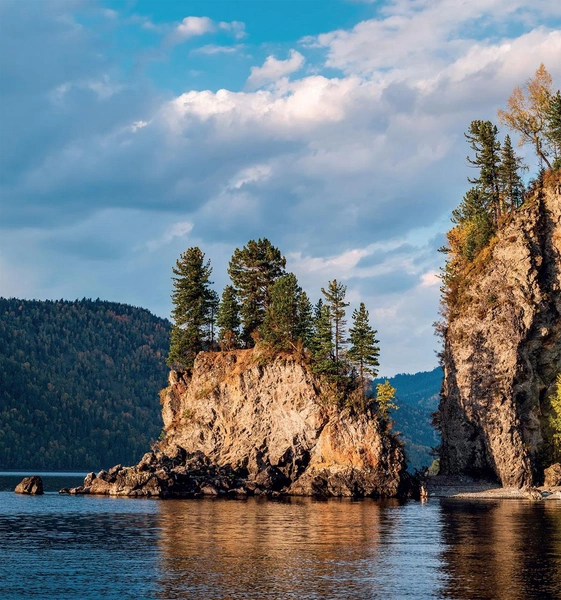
[
  {"left": 65, "top": 350, "right": 405, "bottom": 498},
  {"left": 439, "top": 180, "right": 561, "bottom": 487}
]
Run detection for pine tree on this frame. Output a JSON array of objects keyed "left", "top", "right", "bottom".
[
  {"left": 348, "top": 303, "right": 380, "bottom": 406},
  {"left": 216, "top": 285, "right": 241, "bottom": 350},
  {"left": 321, "top": 280, "right": 349, "bottom": 389},
  {"left": 310, "top": 300, "right": 336, "bottom": 377},
  {"left": 498, "top": 135, "right": 525, "bottom": 212},
  {"left": 262, "top": 273, "right": 302, "bottom": 350},
  {"left": 465, "top": 120, "right": 502, "bottom": 224},
  {"left": 206, "top": 289, "right": 220, "bottom": 349},
  {"left": 167, "top": 247, "right": 214, "bottom": 369},
  {"left": 295, "top": 290, "right": 314, "bottom": 349},
  {"left": 228, "top": 238, "right": 286, "bottom": 345}
]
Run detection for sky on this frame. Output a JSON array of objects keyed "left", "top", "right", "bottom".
[{"left": 1, "top": 0, "right": 560, "bottom": 375}]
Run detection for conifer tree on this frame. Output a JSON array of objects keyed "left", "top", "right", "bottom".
[
  {"left": 295, "top": 290, "right": 314, "bottom": 349},
  {"left": 262, "top": 273, "right": 302, "bottom": 350},
  {"left": 216, "top": 285, "right": 240, "bottom": 349},
  {"left": 465, "top": 120, "right": 502, "bottom": 224},
  {"left": 228, "top": 238, "right": 286, "bottom": 345},
  {"left": 498, "top": 135, "right": 525, "bottom": 212},
  {"left": 348, "top": 303, "right": 380, "bottom": 405},
  {"left": 321, "top": 280, "right": 349, "bottom": 389},
  {"left": 167, "top": 247, "right": 214, "bottom": 369},
  {"left": 206, "top": 289, "right": 220, "bottom": 349},
  {"left": 311, "top": 300, "right": 336, "bottom": 377}
]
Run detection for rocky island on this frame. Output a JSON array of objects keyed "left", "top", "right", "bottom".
[{"left": 62, "top": 350, "right": 405, "bottom": 498}]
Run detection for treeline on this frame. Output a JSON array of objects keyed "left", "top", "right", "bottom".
[
  {"left": 0, "top": 298, "right": 169, "bottom": 470},
  {"left": 168, "top": 240, "right": 395, "bottom": 414},
  {"left": 442, "top": 64, "right": 560, "bottom": 309},
  {"left": 373, "top": 368, "right": 442, "bottom": 470}
]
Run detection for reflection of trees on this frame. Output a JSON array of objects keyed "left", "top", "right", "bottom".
[
  {"left": 439, "top": 500, "right": 561, "bottom": 600},
  {"left": 155, "top": 498, "right": 387, "bottom": 599}
]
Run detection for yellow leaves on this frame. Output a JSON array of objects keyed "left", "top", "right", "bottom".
[{"left": 498, "top": 63, "right": 555, "bottom": 166}]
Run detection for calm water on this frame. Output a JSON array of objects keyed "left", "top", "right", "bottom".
[{"left": 1, "top": 474, "right": 560, "bottom": 599}]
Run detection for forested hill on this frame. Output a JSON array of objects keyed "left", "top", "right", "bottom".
[
  {"left": 0, "top": 298, "right": 170, "bottom": 471},
  {"left": 374, "top": 368, "right": 442, "bottom": 471}
]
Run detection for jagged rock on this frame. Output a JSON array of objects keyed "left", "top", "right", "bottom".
[
  {"left": 65, "top": 350, "right": 405, "bottom": 498},
  {"left": 524, "top": 487, "right": 544, "bottom": 501},
  {"left": 439, "top": 184, "right": 561, "bottom": 487},
  {"left": 544, "top": 463, "right": 561, "bottom": 487},
  {"left": 14, "top": 475, "right": 43, "bottom": 495}
]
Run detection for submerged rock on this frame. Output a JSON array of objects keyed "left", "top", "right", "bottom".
[
  {"left": 15, "top": 476, "right": 43, "bottom": 495},
  {"left": 64, "top": 351, "right": 406, "bottom": 498}
]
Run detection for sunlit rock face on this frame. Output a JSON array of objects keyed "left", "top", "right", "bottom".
[
  {"left": 159, "top": 350, "right": 405, "bottom": 498},
  {"left": 439, "top": 183, "right": 561, "bottom": 487}
]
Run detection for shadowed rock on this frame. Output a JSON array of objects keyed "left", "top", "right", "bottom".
[{"left": 15, "top": 476, "right": 43, "bottom": 495}]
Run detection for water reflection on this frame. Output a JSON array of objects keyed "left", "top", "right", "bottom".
[
  {"left": 155, "top": 498, "right": 445, "bottom": 599},
  {"left": 439, "top": 500, "right": 561, "bottom": 600}
]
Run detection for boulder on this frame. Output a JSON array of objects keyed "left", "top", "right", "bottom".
[
  {"left": 544, "top": 463, "right": 561, "bottom": 487},
  {"left": 14, "top": 476, "right": 43, "bottom": 495}
]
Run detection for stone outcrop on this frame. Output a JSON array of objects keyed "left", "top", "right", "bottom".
[
  {"left": 439, "top": 182, "right": 561, "bottom": 487},
  {"left": 15, "top": 475, "right": 43, "bottom": 495},
  {"left": 64, "top": 350, "right": 405, "bottom": 498},
  {"left": 544, "top": 463, "right": 561, "bottom": 487}
]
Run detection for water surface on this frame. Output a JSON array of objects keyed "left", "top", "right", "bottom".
[{"left": 1, "top": 474, "right": 559, "bottom": 599}]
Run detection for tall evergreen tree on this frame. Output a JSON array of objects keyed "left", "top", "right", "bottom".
[
  {"left": 295, "top": 290, "right": 314, "bottom": 349},
  {"left": 216, "top": 285, "right": 241, "bottom": 350},
  {"left": 348, "top": 303, "right": 380, "bottom": 405},
  {"left": 205, "top": 289, "right": 220, "bottom": 349},
  {"left": 465, "top": 120, "right": 502, "bottom": 224},
  {"left": 167, "top": 247, "right": 214, "bottom": 369},
  {"left": 262, "top": 273, "right": 303, "bottom": 350},
  {"left": 228, "top": 238, "right": 286, "bottom": 345},
  {"left": 311, "top": 299, "right": 336, "bottom": 377},
  {"left": 321, "top": 280, "right": 349, "bottom": 388},
  {"left": 498, "top": 134, "right": 525, "bottom": 211}
]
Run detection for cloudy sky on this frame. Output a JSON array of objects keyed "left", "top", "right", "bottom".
[{"left": 1, "top": 0, "right": 560, "bottom": 375}]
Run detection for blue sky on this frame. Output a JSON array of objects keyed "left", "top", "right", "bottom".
[{"left": 1, "top": 0, "right": 560, "bottom": 375}]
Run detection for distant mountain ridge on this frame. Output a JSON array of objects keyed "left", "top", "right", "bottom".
[
  {"left": 0, "top": 298, "right": 169, "bottom": 470},
  {"left": 374, "top": 368, "right": 442, "bottom": 470}
]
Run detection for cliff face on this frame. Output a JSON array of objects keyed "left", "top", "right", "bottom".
[
  {"left": 439, "top": 184, "right": 561, "bottom": 487},
  {"left": 65, "top": 349, "right": 405, "bottom": 498},
  {"left": 159, "top": 350, "right": 405, "bottom": 497}
]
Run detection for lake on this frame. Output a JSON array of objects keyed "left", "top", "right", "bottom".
[{"left": 1, "top": 473, "right": 560, "bottom": 599}]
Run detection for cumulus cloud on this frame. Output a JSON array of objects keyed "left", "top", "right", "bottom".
[
  {"left": 246, "top": 50, "right": 305, "bottom": 89},
  {"left": 2, "top": 0, "right": 560, "bottom": 373}
]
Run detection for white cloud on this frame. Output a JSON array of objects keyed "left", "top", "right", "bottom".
[
  {"left": 176, "top": 16, "right": 215, "bottom": 39},
  {"left": 191, "top": 44, "right": 245, "bottom": 56},
  {"left": 246, "top": 50, "right": 305, "bottom": 89},
  {"left": 172, "top": 16, "right": 246, "bottom": 44},
  {"left": 145, "top": 221, "right": 194, "bottom": 251}
]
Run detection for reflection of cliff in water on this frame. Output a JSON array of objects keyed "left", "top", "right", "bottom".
[
  {"left": 153, "top": 498, "right": 560, "bottom": 600},
  {"left": 439, "top": 500, "right": 561, "bottom": 600}
]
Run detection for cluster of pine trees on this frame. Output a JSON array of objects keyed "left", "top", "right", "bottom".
[
  {"left": 167, "top": 239, "right": 393, "bottom": 412},
  {"left": 442, "top": 64, "right": 560, "bottom": 308}
]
